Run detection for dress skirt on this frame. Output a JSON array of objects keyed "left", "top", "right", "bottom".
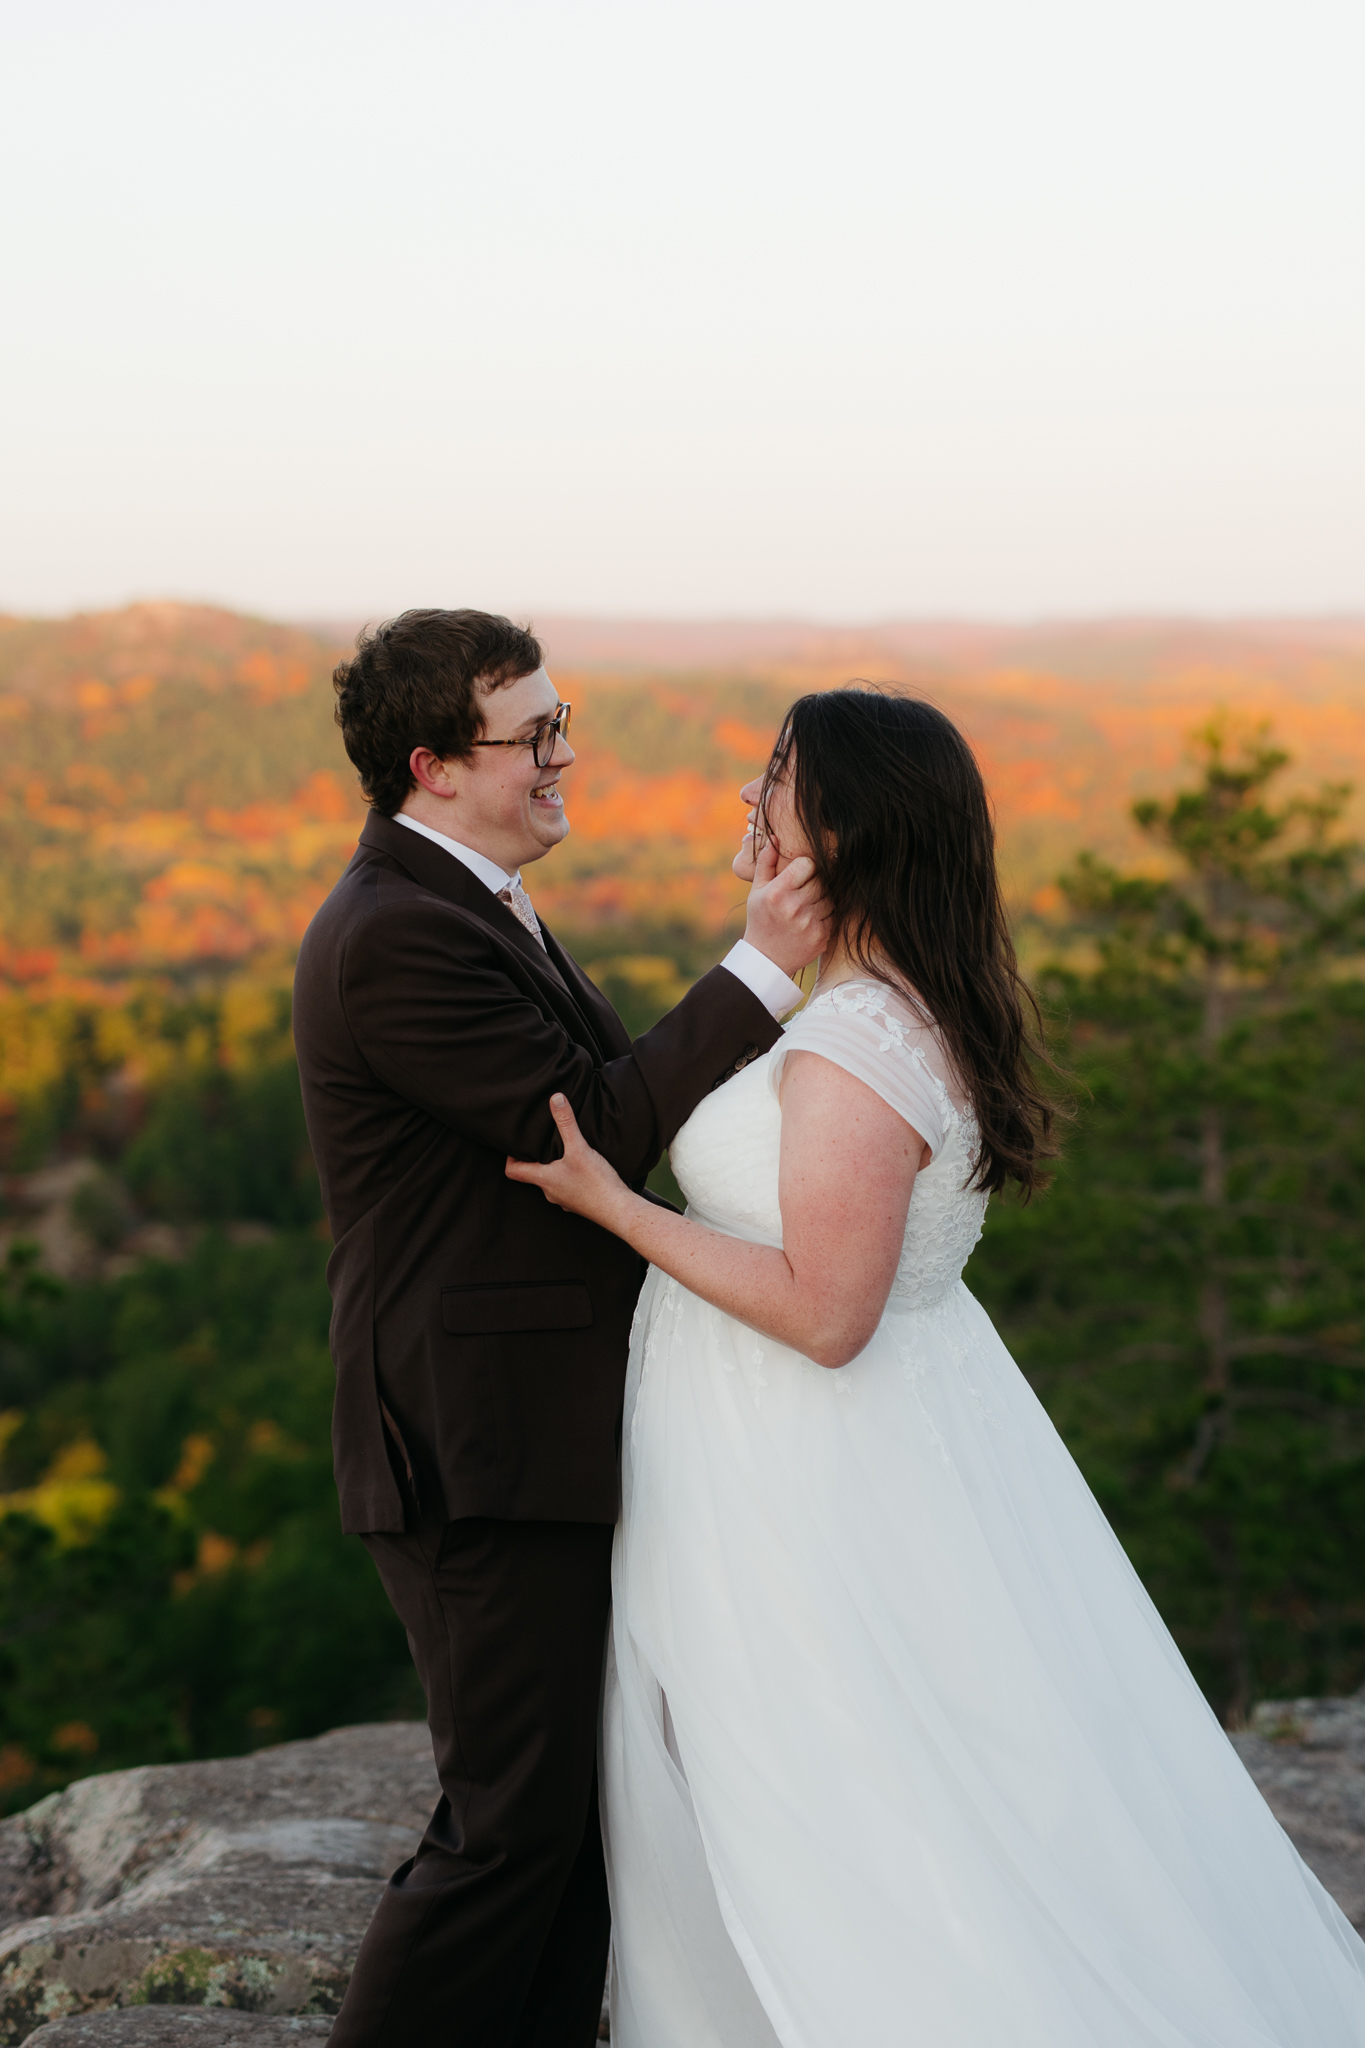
[{"left": 601, "top": 1266, "right": 1365, "bottom": 2048}]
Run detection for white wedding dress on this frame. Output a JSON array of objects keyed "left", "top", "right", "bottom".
[{"left": 601, "top": 977, "right": 1365, "bottom": 2047}]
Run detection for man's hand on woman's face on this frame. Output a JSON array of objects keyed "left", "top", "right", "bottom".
[{"left": 742, "top": 836, "right": 832, "bottom": 979}]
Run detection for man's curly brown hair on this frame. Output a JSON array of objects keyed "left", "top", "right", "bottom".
[{"left": 332, "top": 609, "right": 544, "bottom": 816}]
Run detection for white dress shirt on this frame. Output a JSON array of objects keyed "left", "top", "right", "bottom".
[
  {"left": 391, "top": 809, "right": 802, "bottom": 1020},
  {"left": 393, "top": 809, "right": 518, "bottom": 896}
]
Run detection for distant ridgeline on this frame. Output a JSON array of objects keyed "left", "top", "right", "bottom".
[
  {"left": 3, "top": 603, "right": 1365, "bottom": 1143},
  {"left": 0, "top": 605, "right": 1362, "bottom": 1804},
  {"left": 0, "top": 603, "right": 1364, "bottom": 1127}
]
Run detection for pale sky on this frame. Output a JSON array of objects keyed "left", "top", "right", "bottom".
[{"left": 4, "top": 0, "right": 1363, "bottom": 622}]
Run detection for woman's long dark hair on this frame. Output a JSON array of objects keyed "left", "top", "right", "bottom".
[{"left": 760, "top": 686, "right": 1057, "bottom": 1197}]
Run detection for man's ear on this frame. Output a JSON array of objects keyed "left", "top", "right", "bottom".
[{"left": 409, "top": 747, "right": 456, "bottom": 798}]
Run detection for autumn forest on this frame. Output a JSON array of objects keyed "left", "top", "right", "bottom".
[{"left": 1, "top": 603, "right": 1363, "bottom": 1809}]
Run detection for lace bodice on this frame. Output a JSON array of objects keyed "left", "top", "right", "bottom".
[{"left": 669, "top": 978, "right": 988, "bottom": 1310}]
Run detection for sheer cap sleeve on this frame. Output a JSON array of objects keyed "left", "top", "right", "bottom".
[{"left": 768, "top": 978, "right": 967, "bottom": 1159}]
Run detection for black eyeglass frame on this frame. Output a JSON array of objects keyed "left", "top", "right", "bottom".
[{"left": 472, "top": 701, "right": 572, "bottom": 770}]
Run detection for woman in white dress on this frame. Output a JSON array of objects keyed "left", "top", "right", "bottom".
[{"left": 508, "top": 688, "right": 1365, "bottom": 2047}]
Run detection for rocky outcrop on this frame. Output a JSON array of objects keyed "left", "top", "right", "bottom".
[
  {"left": 1232, "top": 1688, "right": 1365, "bottom": 1934},
  {"left": 15, "top": 2021, "right": 330, "bottom": 2045},
  {"left": 0, "top": 1725, "right": 436, "bottom": 2045},
  {"left": 2, "top": 1696, "right": 1362, "bottom": 2045}
]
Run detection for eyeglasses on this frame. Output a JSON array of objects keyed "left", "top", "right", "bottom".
[{"left": 472, "top": 701, "right": 571, "bottom": 770}]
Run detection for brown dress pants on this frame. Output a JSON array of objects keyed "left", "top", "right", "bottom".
[{"left": 329, "top": 1502, "right": 614, "bottom": 2048}]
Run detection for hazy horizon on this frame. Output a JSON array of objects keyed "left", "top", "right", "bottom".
[
  {"left": 9, "top": 598, "right": 1365, "bottom": 633},
  {"left": 8, "top": 598, "right": 1365, "bottom": 698}
]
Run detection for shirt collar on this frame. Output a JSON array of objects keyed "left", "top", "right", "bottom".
[{"left": 391, "top": 810, "right": 519, "bottom": 896}]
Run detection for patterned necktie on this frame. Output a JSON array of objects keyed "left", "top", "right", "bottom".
[{"left": 497, "top": 875, "right": 546, "bottom": 949}]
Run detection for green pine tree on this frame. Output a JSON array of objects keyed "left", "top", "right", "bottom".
[{"left": 975, "top": 721, "right": 1365, "bottom": 1721}]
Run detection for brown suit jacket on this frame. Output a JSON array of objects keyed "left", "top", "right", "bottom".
[{"left": 293, "top": 813, "right": 781, "bottom": 1534}]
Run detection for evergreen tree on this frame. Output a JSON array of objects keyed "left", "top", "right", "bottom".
[{"left": 976, "top": 722, "right": 1365, "bottom": 1720}]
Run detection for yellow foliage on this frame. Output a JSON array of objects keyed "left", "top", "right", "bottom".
[
  {"left": 90, "top": 1006, "right": 143, "bottom": 1069},
  {"left": 585, "top": 955, "right": 692, "bottom": 1013},
  {"left": 220, "top": 980, "right": 287, "bottom": 1065},
  {"left": 0, "top": 994, "right": 77, "bottom": 1104},
  {"left": 46, "top": 1440, "right": 107, "bottom": 1484},
  {"left": 0, "top": 1437, "right": 121, "bottom": 1546}
]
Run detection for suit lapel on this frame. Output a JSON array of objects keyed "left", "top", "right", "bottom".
[
  {"left": 359, "top": 812, "right": 566, "bottom": 981},
  {"left": 542, "top": 930, "right": 631, "bottom": 1060},
  {"left": 357, "top": 813, "right": 616, "bottom": 1059}
]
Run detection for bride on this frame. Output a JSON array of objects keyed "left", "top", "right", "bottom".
[{"left": 507, "top": 687, "right": 1365, "bottom": 2046}]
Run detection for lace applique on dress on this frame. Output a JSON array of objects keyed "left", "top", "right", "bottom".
[
  {"left": 789, "top": 978, "right": 968, "bottom": 1131},
  {"left": 789, "top": 981, "right": 989, "bottom": 1313},
  {"left": 631, "top": 1274, "right": 686, "bottom": 1453},
  {"left": 892, "top": 1290, "right": 1001, "bottom": 1469}
]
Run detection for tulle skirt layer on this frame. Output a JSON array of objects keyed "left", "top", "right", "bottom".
[{"left": 602, "top": 1268, "right": 1365, "bottom": 2048}]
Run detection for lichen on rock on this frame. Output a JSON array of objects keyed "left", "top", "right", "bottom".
[{"left": 0, "top": 1724, "right": 436, "bottom": 2045}]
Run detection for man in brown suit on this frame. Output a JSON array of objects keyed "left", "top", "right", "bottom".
[{"left": 292, "top": 611, "right": 826, "bottom": 2046}]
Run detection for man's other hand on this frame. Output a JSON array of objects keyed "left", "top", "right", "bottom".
[{"left": 742, "top": 838, "right": 832, "bottom": 978}]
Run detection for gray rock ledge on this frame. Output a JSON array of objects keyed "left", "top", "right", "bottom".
[
  {"left": 0, "top": 1725, "right": 436, "bottom": 2046},
  {"left": 4, "top": 1695, "right": 1362, "bottom": 2044},
  {"left": 20, "top": 2019, "right": 331, "bottom": 2046},
  {"left": 1232, "top": 1687, "right": 1365, "bottom": 1934}
]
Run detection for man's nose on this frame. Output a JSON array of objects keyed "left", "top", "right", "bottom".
[{"left": 551, "top": 735, "right": 576, "bottom": 767}]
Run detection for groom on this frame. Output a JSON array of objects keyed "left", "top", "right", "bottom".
[{"left": 293, "top": 609, "right": 825, "bottom": 2045}]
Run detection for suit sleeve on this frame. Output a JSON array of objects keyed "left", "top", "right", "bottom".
[{"left": 340, "top": 902, "right": 781, "bottom": 1187}]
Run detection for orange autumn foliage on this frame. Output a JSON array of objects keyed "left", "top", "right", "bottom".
[{"left": 0, "top": 604, "right": 1362, "bottom": 1100}]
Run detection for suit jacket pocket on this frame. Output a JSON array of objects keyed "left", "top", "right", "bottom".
[{"left": 441, "top": 1281, "right": 594, "bottom": 1335}]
